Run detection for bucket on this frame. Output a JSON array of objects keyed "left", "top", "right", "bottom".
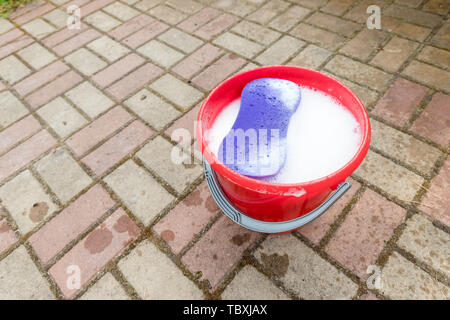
[{"left": 196, "top": 66, "right": 371, "bottom": 234}]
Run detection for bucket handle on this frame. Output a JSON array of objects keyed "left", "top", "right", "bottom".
[{"left": 204, "top": 160, "right": 351, "bottom": 234}]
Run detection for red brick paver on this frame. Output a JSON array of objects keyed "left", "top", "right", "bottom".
[
  {"left": 0, "top": 130, "right": 56, "bottom": 183},
  {"left": 0, "top": 29, "right": 26, "bottom": 47},
  {"left": 108, "top": 14, "right": 154, "bottom": 40},
  {"left": 182, "top": 216, "right": 260, "bottom": 290},
  {"left": 192, "top": 53, "right": 246, "bottom": 91},
  {"left": 29, "top": 184, "right": 115, "bottom": 265},
  {"left": 195, "top": 13, "right": 240, "bottom": 40},
  {"left": 92, "top": 54, "right": 145, "bottom": 88},
  {"left": 52, "top": 29, "right": 101, "bottom": 56},
  {"left": 49, "top": 208, "right": 140, "bottom": 298},
  {"left": 298, "top": 178, "right": 361, "bottom": 245},
  {"left": 106, "top": 63, "right": 163, "bottom": 100},
  {"left": 80, "top": 0, "right": 116, "bottom": 16},
  {"left": 0, "top": 115, "right": 41, "bottom": 155},
  {"left": 121, "top": 19, "right": 169, "bottom": 49},
  {"left": 325, "top": 189, "right": 406, "bottom": 279},
  {"left": 0, "top": 33, "right": 34, "bottom": 60},
  {"left": 42, "top": 23, "right": 88, "bottom": 48},
  {"left": 178, "top": 7, "right": 220, "bottom": 33},
  {"left": 172, "top": 44, "right": 223, "bottom": 80},
  {"left": 81, "top": 120, "right": 153, "bottom": 176},
  {"left": 410, "top": 93, "right": 450, "bottom": 146},
  {"left": 25, "top": 71, "right": 83, "bottom": 109},
  {"left": 9, "top": 0, "right": 44, "bottom": 19},
  {"left": 153, "top": 182, "right": 219, "bottom": 254},
  {"left": 13, "top": 3, "right": 54, "bottom": 25},
  {"left": 371, "top": 78, "right": 428, "bottom": 127},
  {"left": 420, "top": 156, "right": 450, "bottom": 228},
  {"left": 13, "top": 61, "right": 70, "bottom": 96},
  {"left": 66, "top": 106, "right": 134, "bottom": 157}
]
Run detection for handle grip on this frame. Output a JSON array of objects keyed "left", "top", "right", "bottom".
[{"left": 204, "top": 160, "right": 351, "bottom": 234}]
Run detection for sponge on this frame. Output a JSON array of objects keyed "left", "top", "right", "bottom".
[{"left": 218, "top": 78, "right": 301, "bottom": 178}]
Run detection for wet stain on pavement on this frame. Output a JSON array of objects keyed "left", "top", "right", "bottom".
[
  {"left": 113, "top": 215, "right": 140, "bottom": 237},
  {"left": 184, "top": 189, "right": 203, "bottom": 206},
  {"left": 230, "top": 233, "right": 251, "bottom": 246},
  {"left": 29, "top": 202, "right": 49, "bottom": 223},
  {"left": 84, "top": 227, "right": 113, "bottom": 254},
  {"left": 161, "top": 229, "right": 175, "bottom": 242},
  {"left": 205, "top": 195, "right": 219, "bottom": 213},
  {"left": 260, "top": 253, "right": 289, "bottom": 277}
]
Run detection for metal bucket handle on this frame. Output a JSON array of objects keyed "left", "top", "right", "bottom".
[{"left": 204, "top": 160, "right": 351, "bottom": 234}]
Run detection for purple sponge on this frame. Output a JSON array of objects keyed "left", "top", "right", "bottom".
[{"left": 218, "top": 78, "right": 301, "bottom": 178}]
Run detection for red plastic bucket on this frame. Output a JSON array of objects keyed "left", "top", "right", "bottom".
[{"left": 196, "top": 66, "right": 370, "bottom": 226}]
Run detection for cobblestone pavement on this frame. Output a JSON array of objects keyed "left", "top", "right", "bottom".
[{"left": 0, "top": 0, "right": 449, "bottom": 300}]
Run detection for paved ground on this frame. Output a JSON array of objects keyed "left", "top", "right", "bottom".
[{"left": 0, "top": 0, "right": 449, "bottom": 300}]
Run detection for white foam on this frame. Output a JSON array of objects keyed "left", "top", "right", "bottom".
[
  {"left": 207, "top": 98, "right": 241, "bottom": 157},
  {"left": 208, "top": 86, "right": 361, "bottom": 183},
  {"left": 260, "top": 78, "right": 301, "bottom": 111}
]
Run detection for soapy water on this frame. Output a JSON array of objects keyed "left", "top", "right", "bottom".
[{"left": 207, "top": 86, "right": 362, "bottom": 184}]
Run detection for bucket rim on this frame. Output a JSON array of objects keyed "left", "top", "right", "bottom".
[{"left": 196, "top": 65, "right": 371, "bottom": 196}]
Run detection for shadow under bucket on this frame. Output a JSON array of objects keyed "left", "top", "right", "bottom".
[{"left": 196, "top": 66, "right": 371, "bottom": 234}]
